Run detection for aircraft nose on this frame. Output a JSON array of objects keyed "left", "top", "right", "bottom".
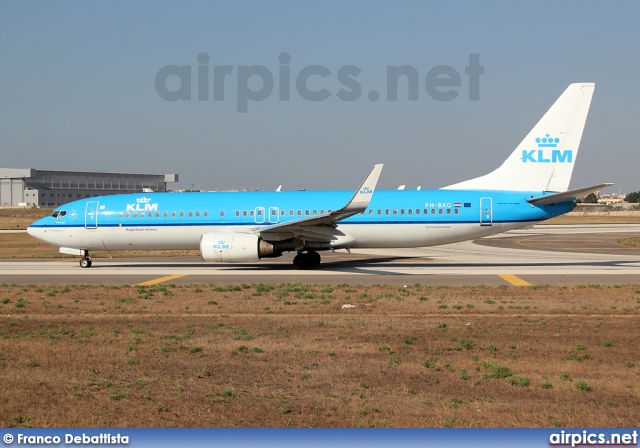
[{"left": 27, "top": 218, "right": 47, "bottom": 239}]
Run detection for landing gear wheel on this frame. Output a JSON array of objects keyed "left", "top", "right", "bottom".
[
  {"left": 293, "top": 253, "right": 309, "bottom": 270},
  {"left": 308, "top": 250, "right": 321, "bottom": 268},
  {"left": 292, "top": 251, "right": 321, "bottom": 270},
  {"left": 80, "top": 258, "right": 92, "bottom": 268}
]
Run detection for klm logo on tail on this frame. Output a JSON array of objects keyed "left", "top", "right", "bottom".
[{"left": 522, "top": 134, "right": 573, "bottom": 163}]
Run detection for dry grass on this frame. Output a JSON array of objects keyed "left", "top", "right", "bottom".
[
  {"left": 0, "top": 233, "right": 199, "bottom": 259},
  {"left": 0, "top": 208, "right": 52, "bottom": 230},
  {"left": 618, "top": 237, "right": 640, "bottom": 247},
  {"left": 543, "top": 215, "right": 640, "bottom": 225},
  {"left": 1, "top": 283, "right": 639, "bottom": 428}
]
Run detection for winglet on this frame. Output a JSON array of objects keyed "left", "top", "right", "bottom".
[{"left": 340, "top": 164, "right": 383, "bottom": 214}]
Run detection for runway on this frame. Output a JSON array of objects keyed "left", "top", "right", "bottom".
[{"left": 2, "top": 224, "right": 639, "bottom": 286}]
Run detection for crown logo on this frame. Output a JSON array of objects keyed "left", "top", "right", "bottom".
[
  {"left": 136, "top": 196, "right": 152, "bottom": 203},
  {"left": 218, "top": 240, "right": 226, "bottom": 245},
  {"left": 536, "top": 134, "right": 560, "bottom": 148}
]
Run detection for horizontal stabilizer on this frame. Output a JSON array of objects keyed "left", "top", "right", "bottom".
[{"left": 526, "top": 183, "right": 614, "bottom": 205}]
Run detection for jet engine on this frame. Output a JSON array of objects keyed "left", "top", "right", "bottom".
[{"left": 200, "top": 232, "right": 280, "bottom": 263}]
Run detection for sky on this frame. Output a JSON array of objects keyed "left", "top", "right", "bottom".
[{"left": 1, "top": 1, "right": 639, "bottom": 193}]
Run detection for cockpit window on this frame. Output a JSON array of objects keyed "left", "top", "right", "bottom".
[{"left": 51, "top": 211, "right": 67, "bottom": 218}]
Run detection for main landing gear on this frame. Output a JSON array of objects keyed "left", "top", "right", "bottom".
[
  {"left": 293, "top": 250, "right": 321, "bottom": 270},
  {"left": 79, "top": 251, "right": 92, "bottom": 268}
]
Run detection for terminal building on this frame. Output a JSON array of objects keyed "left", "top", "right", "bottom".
[{"left": 0, "top": 168, "right": 178, "bottom": 207}]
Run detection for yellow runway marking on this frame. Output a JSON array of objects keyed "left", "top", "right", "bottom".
[
  {"left": 498, "top": 274, "right": 531, "bottom": 286},
  {"left": 136, "top": 274, "right": 187, "bottom": 287}
]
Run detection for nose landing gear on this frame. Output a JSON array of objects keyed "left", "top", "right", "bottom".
[{"left": 79, "top": 251, "right": 92, "bottom": 268}]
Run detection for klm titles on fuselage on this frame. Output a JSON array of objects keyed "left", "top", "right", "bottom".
[
  {"left": 126, "top": 197, "right": 158, "bottom": 212},
  {"left": 126, "top": 203, "right": 159, "bottom": 212}
]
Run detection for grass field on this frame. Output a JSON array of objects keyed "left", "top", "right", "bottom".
[{"left": 1, "top": 283, "right": 639, "bottom": 428}]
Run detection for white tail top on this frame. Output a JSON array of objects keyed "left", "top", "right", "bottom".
[{"left": 443, "top": 83, "right": 595, "bottom": 192}]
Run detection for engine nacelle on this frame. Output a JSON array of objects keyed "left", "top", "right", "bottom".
[{"left": 200, "top": 232, "right": 279, "bottom": 263}]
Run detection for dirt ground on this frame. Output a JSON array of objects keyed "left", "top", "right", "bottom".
[{"left": 1, "top": 283, "right": 638, "bottom": 428}]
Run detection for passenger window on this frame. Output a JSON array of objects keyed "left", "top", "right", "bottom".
[
  {"left": 164, "top": 212, "right": 168, "bottom": 218},
  {"left": 148, "top": 212, "right": 152, "bottom": 217},
  {"left": 156, "top": 212, "right": 160, "bottom": 218},
  {"left": 133, "top": 212, "right": 138, "bottom": 217},
  {"left": 196, "top": 211, "right": 200, "bottom": 217},
  {"left": 305, "top": 210, "right": 310, "bottom": 216},
  {"left": 400, "top": 209, "right": 405, "bottom": 215},
  {"left": 180, "top": 211, "right": 184, "bottom": 217},
  {"left": 368, "top": 209, "right": 373, "bottom": 215},
  {"left": 205, "top": 211, "right": 209, "bottom": 217},
  {"left": 257, "top": 210, "right": 262, "bottom": 216},
  {"left": 378, "top": 209, "right": 382, "bottom": 215},
  {"left": 320, "top": 210, "right": 325, "bottom": 214},
  {"left": 454, "top": 209, "right": 459, "bottom": 215},
  {"left": 408, "top": 209, "right": 412, "bottom": 215},
  {"left": 313, "top": 210, "right": 317, "bottom": 215},
  {"left": 446, "top": 209, "right": 451, "bottom": 214},
  {"left": 126, "top": 212, "right": 130, "bottom": 218},
  {"left": 416, "top": 209, "right": 420, "bottom": 214},
  {"left": 289, "top": 210, "right": 294, "bottom": 216},
  {"left": 297, "top": 210, "right": 302, "bottom": 216},
  {"left": 393, "top": 209, "right": 397, "bottom": 215},
  {"left": 219, "top": 211, "right": 224, "bottom": 217},
  {"left": 118, "top": 212, "right": 123, "bottom": 218},
  {"left": 188, "top": 211, "right": 193, "bottom": 217},
  {"left": 439, "top": 209, "right": 443, "bottom": 214},
  {"left": 385, "top": 209, "right": 390, "bottom": 215},
  {"left": 243, "top": 210, "right": 248, "bottom": 217},
  {"left": 280, "top": 210, "right": 285, "bottom": 216},
  {"left": 235, "top": 211, "right": 239, "bottom": 217},
  {"left": 172, "top": 211, "right": 176, "bottom": 217},
  {"left": 251, "top": 210, "right": 255, "bottom": 216}
]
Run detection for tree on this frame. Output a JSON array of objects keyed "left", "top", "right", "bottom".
[
  {"left": 626, "top": 191, "right": 640, "bottom": 203},
  {"left": 582, "top": 193, "right": 598, "bottom": 204}
]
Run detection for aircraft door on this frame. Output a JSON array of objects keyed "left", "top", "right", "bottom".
[
  {"left": 480, "top": 197, "right": 492, "bottom": 226},
  {"left": 85, "top": 201, "right": 99, "bottom": 229},
  {"left": 268, "top": 207, "right": 279, "bottom": 224},
  {"left": 254, "top": 207, "right": 265, "bottom": 224}
]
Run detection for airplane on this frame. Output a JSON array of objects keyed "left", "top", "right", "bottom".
[{"left": 28, "top": 83, "right": 611, "bottom": 270}]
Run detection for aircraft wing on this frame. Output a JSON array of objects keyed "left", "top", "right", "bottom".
[
  {"left": 526, "top": 183, "right": 614, "bottom": 205},
  {"left": 257, "top": 164, "right": 383, "bottom": 242}
]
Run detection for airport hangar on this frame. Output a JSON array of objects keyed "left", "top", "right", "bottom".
[{"left": 0, "top": 168, "right": 178, "bottom": 207}]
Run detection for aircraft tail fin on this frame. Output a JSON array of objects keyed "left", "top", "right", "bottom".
[{"left": 443, "top": 83, "right": 595, "bottom": 192}]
